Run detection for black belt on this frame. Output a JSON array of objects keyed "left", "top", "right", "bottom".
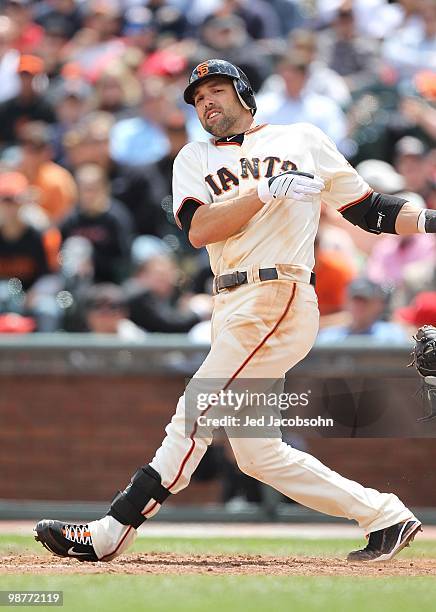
[{"left": 214, "top": 267, "right": 316, "bottom": 293}]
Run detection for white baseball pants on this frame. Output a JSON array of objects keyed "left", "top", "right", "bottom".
[{"left": 91, "top": 276, "right": 414, "bottom": 559}]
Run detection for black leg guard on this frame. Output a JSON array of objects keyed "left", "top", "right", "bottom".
[{"left": 107, "top": 465, "right": 171, "bottom": 528}]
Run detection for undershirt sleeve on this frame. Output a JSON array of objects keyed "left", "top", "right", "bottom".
[
  {"left": 178, "top": 198, "right": 203, "bottom": 237},
  {"left": 172, "top": 144, "right": 210, "bottom": 229}
]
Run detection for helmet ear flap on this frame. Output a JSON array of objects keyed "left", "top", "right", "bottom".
[
  {"left": 232, "top": 79, "right": 251, "bottom": 110},
  {"left": 232, "top": 79, "right": 256, "bottom": 115}
]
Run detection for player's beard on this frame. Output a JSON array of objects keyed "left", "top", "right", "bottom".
[{"left": 202, "top": 108, "right": 239, "bottom": 138}]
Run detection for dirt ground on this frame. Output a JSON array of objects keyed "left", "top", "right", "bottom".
[{"left": 1, "top": 552, "right": 435, "bottom": 577}]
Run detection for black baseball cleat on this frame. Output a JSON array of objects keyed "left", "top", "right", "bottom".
[
  {"left": 347, "top": 519, "right": 422, "bottom": 562},
  {"left": 34, "top": 520, "right": 99, "bottom": 562}
]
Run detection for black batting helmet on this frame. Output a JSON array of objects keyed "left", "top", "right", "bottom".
[{"left": 183, "top": 59, "right": 257, "bottom": 115}]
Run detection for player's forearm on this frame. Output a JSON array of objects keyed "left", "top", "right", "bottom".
[
  {"left": 394, "top": 202, "right": 421, "bottom": 234},
  {"left": 189, "top": 189, "right": 264, "bottom": 248},
  {"left": 395, "top": 203, "right": 436, "bottom": 235}
]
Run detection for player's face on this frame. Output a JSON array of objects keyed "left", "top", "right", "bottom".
[{"left": 193, "top": 77, "right": 244, "bottom": 137}]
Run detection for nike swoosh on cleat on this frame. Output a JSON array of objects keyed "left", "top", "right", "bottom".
[{"left": 68, "top": 547, "right": 91, "bottom": 557}]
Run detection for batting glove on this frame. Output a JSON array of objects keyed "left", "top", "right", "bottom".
[{"left": 258, "top": 170, "right": 325, "bottom": 203}]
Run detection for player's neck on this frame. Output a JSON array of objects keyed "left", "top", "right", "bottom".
[{"left": 221, "top": 115, "right": 255, "bottom": 139}]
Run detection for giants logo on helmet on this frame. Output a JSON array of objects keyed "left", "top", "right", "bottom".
[{"left": 197, "top": 63, "right": 209, "bottom": 77}]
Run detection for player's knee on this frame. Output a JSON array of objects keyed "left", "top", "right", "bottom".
[
  {"left": 232, "top": 444, "right": 267, "bottom": 478},
  {"left": 234, "top": 454, "right": 260, "bottom": 479},
  {"left": 232, "top": 438, "right": 284, "bottom": 479}
]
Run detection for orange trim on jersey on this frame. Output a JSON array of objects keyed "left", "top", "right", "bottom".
[
  {"left": 337, "top": 189, "right": 374, "bottom": 213},
  {"left": 144, "top": 282, "right": 298, "bottom": 516},
  {"left": 213, "top": 124, "right": 268, "bottom": 147},
  {"left": 174, "top": 197, "right": 206, "bottom": 229},
  {"left": 215, "top": 140, "right": 242, "bottom": 147},
  {"left": 245, "top": 123, "right": 268, "bottom": 135}
]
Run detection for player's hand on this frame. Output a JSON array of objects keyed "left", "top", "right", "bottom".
[{"left": 258, "top": 170, "right": 325, "bottom": 203}]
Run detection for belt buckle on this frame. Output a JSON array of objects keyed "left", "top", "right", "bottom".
[
  {"left": 214, "top": 270, "right": 247, "bottom": 294},
  {"left": 235, "top": 270, "right": 246, "bottom": 286},
  {"left": 216, "top": 282, "right": 227, "bottom": 294},
  {"left": 214, "top": 274, "right": 230, "bottom": 294}
]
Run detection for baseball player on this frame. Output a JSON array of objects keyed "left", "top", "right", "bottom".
[{"left": 35, "top": 59, "right": 436, "bottom": 563}]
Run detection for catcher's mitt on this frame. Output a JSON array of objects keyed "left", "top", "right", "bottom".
[
  {"left": 410, "top": 325, "right": 436, "bottom": 421},
  {"left": 411, "top": 325, "right": 436, "bottom": 377}
]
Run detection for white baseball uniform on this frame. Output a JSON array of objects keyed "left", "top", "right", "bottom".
[{"left": 90, "top": 122, "right": 414, "bottom": 559}]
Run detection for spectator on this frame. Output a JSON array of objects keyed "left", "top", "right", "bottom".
[
  {"left": 60, "top": 163, "right": 132, "bottom": 284},
  {"left": 256, "top": 54, "right": 347, "bottom": 146},
  {"left": 366, "top": 233, "right": 436, "bottom": 288},
  {"left": 317, "top": 202, "right": 362, "bottom": 263},
  {"left": 94, "top": 63, "right": 141, "bottom": 118},
  {"left": 124, "top": 237, "right": 211, "bottom": 333},
  {"left": 63, "top": 112, "right": 169, "bottom": 236},
  {"left": 349, "top": 0, "right": 406, "bottom": 40},
  {"left": 181, "top": 0, "right": 225, "bottom": 31},
  {"left": 110, "top": 78, "right": 170, "bottom": 166},
  {"left": 18, "top": 121, "right": 77, "bottom": 223},
  {"left": 382, "top": 0, "right": 436, "bottom": 79},
  {"left": 147, "top": 110, "right": 198, "bottom": 253},
  {"left": 62, "top": 111, "right": 116, "bottom": 172},
  {"left": 269, "top": 0, "right": 306, "bottom": 36},
  {"left": 121, "top": 6, "right": 157, "bottom": 55},
  {"left": 317, "top": 278, "right": 407, "bottom": 343},
  {"left": 356, "top": 159, "right": 405, "bottom": 195},
  {"left": 51, "top": 79, "right": 93, "bottom": 165},
  {"left": 4, "top": 0, "right": 44, "bottom": 54},
  {"left": 83, "top": 283, "right": 147, "bottom": 341},
  {"left": 288, "top": 28, "right": 352, "bottom": 109},
  {"left": 400, "top": 91, "right": 436, "bottom": 142},
  {"left": 39, "top": 235, "right": 96, "bottom": 333},
  {"left": 0, "top": 16, "right": 20, "bottom": 103},
  {"left": 144, "top": 0, "right": 189, "bottom": 40},
  {"left": 35, "top": 0, "right": 83, "bottom": 39},
  {"left": 314, "top": 235, "right": 356, "bottom": 317},
  {"left": 426, "top": 148, "right": 436, "bottom": 210},
  {"left": 198, "top": 15, "right": 271, "bottom": 92},
  {"left": 61, "top": 0, "right": 125, "bottom": 79},
  {"left": 0, "top": 311, "right": 35, "bottom": 333},
  {"left": 0, "top": 171, "right": 49, "bottom": 291},
  {"left": 139, "top": 48, "right": 189, "bottom": 88},
  {"left": 209, "top": 0, "right": 281, "bottom": 41},
  {"left": 399, "top": 257, "right": 436, "bottom": 307},
  {"left": 395, "top": 291, "right": 436, "bottom": 330},
  {"left": 394, "top": 136, "right": 434, "bottom": 206},
  {"left": 318, "top": 2, "right": 379, "bottom": 93},
  {"left": 38, "top": 17, "right": 71, "bottom": 82},
  {"left": 0, "top": 54, "right": 56, "bottom": 147}
]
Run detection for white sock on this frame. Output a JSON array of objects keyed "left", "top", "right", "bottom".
[{"left": 88, "top": 515, "right": 137, "bottom": 560}]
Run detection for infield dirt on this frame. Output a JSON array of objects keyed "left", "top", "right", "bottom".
[{"left": 1, "top": 553, "right": 435, "bottom": 577}]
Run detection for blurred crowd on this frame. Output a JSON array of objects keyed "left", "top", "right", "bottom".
[{"left": 0, "top": 0, "right": 435, "bottom": 341}]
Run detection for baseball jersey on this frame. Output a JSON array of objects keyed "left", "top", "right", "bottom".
[{"left": 172, "top": 122, "right": 372, "bottom": 277}]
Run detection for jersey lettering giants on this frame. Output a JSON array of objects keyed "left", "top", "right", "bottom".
[
  {"left": 205, "top": 157, "right": 298, "bottom": 195},
  {"left": 172, "top": 122, "right": 372, "bottom": 276}
]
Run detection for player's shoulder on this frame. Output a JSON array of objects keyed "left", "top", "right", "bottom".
[
  {"left": 173, "top": 141, "right": 207, "bottom": 165},
  {"left": 266, "top": 122, "right": 328, "bottom": 141},
  {"left": 288, "top": 122, "right": 327, "bottom": 139}
]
